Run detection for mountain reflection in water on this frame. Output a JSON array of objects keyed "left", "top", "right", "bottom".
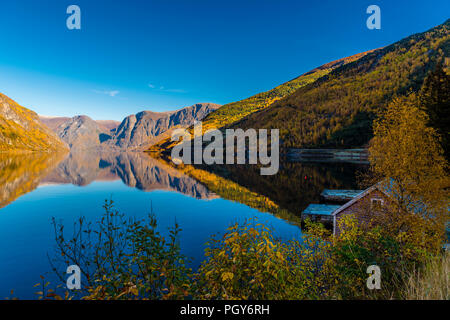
[{"left": 0, "top": 151, "right": 365, "bottom": 219}]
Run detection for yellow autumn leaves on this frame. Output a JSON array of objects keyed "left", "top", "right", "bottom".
[{"left": 194, "top": 219, "right": 334, "bottom": 300}]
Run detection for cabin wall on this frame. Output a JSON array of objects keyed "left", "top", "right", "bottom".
[{"left": 334, "top": 189, "right": 388, "bottom": 235}]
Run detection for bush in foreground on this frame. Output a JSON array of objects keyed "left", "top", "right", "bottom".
[{"left": 41, "top": 199, "right": 448, "bottom": 301}]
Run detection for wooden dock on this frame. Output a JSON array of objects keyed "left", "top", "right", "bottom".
[
  {"left": 301, "top": 189, "right": 365, "bottom": 226},
  {"left": 320, "top": 189, "right": 363, "bottom": 202},
  {"left": 301, "top": 204, "right": 341, "bottom": 223},
  {"left": 287, "top": 149, "right": 369, "bottom": 164}
]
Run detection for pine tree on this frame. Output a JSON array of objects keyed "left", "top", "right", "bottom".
[{"left": 419, "top": 64, "right": 450, "bottom": 161}]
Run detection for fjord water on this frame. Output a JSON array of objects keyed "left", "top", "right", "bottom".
[{"left": 0, "top": 152, "right": 362, "bottom": 299}]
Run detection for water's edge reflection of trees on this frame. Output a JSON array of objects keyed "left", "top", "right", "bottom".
[{"left": 196, "top": 162, "right": 366, "bottom": 219}]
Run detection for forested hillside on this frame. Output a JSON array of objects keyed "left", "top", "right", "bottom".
[
  {"left": 201, "top": 50, "right": 375, "bottom": 131},
  {"left": 150, "top": 51, "right": 376, "bottom": 152},
  {"left": 236, "top": 19, "right": 450, "bottom": 148}
]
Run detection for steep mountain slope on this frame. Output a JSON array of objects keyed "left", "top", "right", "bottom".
[
  {"left": 237, "top": 19, "right": 450, "bottom": 148},
  {"left": 53, "top": 115, "right": 111, "bottom": 150},
  {"left": 0, "top": 93, "right": 68, "bottom": 152},
  {"left": 110, "top": 103, "right": 220, "bottom": 149},
  {"left": 201, "top": 50, "right": 378, "bottom": 132},
  {"left": 150, "top": 50, "right": 377, "bottom": 153}
]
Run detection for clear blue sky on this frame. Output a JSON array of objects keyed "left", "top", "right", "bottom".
[{"left": 0, "top": 0, "right": 448, "bottom": 121}]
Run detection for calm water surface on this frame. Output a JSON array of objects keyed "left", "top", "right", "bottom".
[{"left": 0, "top": 151, "right": 362, "bottom": 299}]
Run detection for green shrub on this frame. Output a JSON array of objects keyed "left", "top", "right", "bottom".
[{"left": 49, "top": 200, "right": 192, "bottom": 300}]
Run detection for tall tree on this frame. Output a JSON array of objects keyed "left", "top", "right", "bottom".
[
  {"left": 419, "top": 64, "right": 450, "bottom": 161},
  {"left": 369, "top": 94, "right": 449, "bottom": 252}
]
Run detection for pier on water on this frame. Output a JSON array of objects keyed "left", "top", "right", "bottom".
[
  {"left": 301, "top": 204, "right": 341, "bottom": 223},
  {"left": 320, "top": 189, "right": 363, "bottom": 202},
  {"left": 301, "top": 189, "right": 363, "bottom": 224}
]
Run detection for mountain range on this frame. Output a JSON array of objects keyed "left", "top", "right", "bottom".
[
  {"left": 0, "top": 93, "right": 219, "bottom": 153},
  {"left": 37, "top": 103, "right": 220, "bottom": 151},
  {"left": 109, "top": 103, "right": 220, "bottom": 150}
]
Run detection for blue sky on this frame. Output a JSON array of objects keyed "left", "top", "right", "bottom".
[{"left": 0, "top": 0, "right": 448, "bottom": 121}]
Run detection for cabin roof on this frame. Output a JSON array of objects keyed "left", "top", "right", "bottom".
[
  {"left": 303, "top": 204, "right": 342, "bottom": 216},
  {"left": 331, "top": 182, "right": 390, "bottom": 216}
]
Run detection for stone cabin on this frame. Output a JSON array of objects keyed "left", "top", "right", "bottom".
[{"left": 332, "top": 183, "right": 390, "bottom": 236}]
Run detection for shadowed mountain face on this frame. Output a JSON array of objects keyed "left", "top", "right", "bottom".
[
  {"left": 109, "top": 103, "right": 221, "bottom": 150},
  {"left": 41, "top": 152, "right": 218, "bottom": 200},
  {"left": 0, "top": 93, "right": 68, "bottom": 152}
]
